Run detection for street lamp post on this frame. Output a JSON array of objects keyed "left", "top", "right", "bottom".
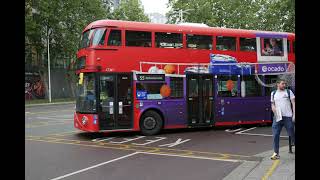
[
  {"left": 172, "top": 9, "right": 194, "bottom": 24},
  {"left": 47, "top": 28, "right": 52, "bottom": 103}
]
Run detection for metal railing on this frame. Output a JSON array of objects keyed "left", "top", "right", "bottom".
[{"left": 139, "top": 61, "right": 295, "bottom": 75}]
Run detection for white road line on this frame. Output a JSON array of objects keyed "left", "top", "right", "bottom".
[
  {"left": 36, "top": 117, "right": 72, "bottom": 120},
  {"left": 94, "top": 137, "right": 115, "bottom": 142},
  {"left": 140, "top": 152, "right": 241, "bottom": 163},
  {"left": 49, "top": 152, "right": 139, "bottom": 180},
  {"left": 235, "top": 127, "right": 257, "bottom": 134},
  {"left": 235, "top": 132, "right": 288, "bottom": 138},
  {"left": 225, "top": 128, "right": 243, "bottom": 133}
]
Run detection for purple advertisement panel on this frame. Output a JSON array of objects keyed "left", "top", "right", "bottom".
[
  {"left": 257, "top": 63, "right": 287, "bottom": 74},
  {"left": 255, "top": 33, "right": 288, "bottom": 38}
]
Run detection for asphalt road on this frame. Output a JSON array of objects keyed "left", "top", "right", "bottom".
[{"left": 25, "top": 103, "right": 289, "bottom": 180}]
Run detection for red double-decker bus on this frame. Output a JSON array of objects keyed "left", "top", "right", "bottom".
[{"left": 74, "top": 20, "right": 295, "bottom": 135}]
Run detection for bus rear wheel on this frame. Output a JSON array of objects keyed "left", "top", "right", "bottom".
[{"left": 140, "top": 110, "right": 163, "bottom": 136}]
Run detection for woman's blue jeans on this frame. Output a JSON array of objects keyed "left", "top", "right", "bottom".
[{"left": 272, "top": 116, "right": 295, "bottom": 154}]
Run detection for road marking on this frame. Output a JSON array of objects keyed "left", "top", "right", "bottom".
[
  {"left": 235, "top": 127, "right": 257, "bottom": 134},
  {"left": 49, "top": 152, "right": 139, "bottom": 180},
  {"left": 25, "top": 109, "right": 72, "bottom": 115},
  {"left": 225, "top": 128, "right": 243, "bottom": 133},
  {"left": 132, "top": 137, "right": 167, "bottom": 146},
  {"left": 93, "top": 137, "right": 115, "bottom": 142},
  {"left": 25, "top": 121, "right": 72, "bottom": 128},
  {"left": 140, "top": 152, "right": 241, "bottom": 163},
  {"left": 261, "top": 160, "right": 280, "bottom": 180},
  {"left": 46, "top": 130, "right": 81, "bottom": 137},
  {"left": 158, "top": 138, "right": 191, "bottom": 147},
  {"left": 235, "top": 127, "right": 288, "bottom": 138},
  {"left": 236, "top": 132, "right": 288, "bottom": 138},
  {"left": 26, "top": 136, "right": 260, "bottom": 162},
  {"left": 109, "top": 136, "right": 145, "bottom": 144},
  {"left": 35, "top": 117, "right": 72, "bottom": 121}
]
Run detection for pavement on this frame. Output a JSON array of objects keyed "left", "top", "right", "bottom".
[
  {"left": 25, "top": 103, "right": 295, "bottom": 180},
  {"left": 223, "top": 146, "right": 295, "bottom": 180}
]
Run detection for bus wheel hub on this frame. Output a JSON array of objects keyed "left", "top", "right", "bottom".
[{"left": 144, "top": 117, "right": 156, "bottom": 130}]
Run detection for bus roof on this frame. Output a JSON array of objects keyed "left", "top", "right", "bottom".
[{"left": 83, "top": 20, "right": 295, "bottom": 38}]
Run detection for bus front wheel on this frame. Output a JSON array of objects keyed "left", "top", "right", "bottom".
[{"left": 140, "top": 110, "right": 163, "bottom": 136}]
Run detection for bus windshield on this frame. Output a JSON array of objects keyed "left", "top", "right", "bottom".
[
  {"left": 79, "top": 29, "right": 94, "bottom": 49},
  {"left": 76, "top": 73, "right": 96, "bottom": 113}
]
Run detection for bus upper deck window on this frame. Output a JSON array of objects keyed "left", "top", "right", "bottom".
[
  {"left": 92, "top": 28, "right": 107, "bottom": 46},
  {"left": 126, "top": 31, "right": 151, "bottom": 47},
  {"left": 187, "top": 34, "right": 212, "bottom": 50},
  {"left": 216, "top": 36, "right": 236, "bottom": 51},
  {"left": 108, "top": 30, "right": 122, "bottom": 46},
  {"left": 79, "top": 29, "right": 94, "bottom": 49},
  {"left": 240, "top": 38, "right": 256, "bottom": 52},
  {"left": 155, "top": 32, "right": 183, "bottom": 48},
  {"left": 261, "top": 38, "right": 284, "bottom": 56}
]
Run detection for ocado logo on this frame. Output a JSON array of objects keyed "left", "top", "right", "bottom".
[
  {"left": 262, "top": 66, "right": 285, "bottom": 72},
  {"left": 262, "top": 66, "right": 268, "bottom": 72}
]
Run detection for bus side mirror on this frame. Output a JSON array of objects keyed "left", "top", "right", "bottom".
[{"left": 79, "top": 73, "right": 84, "bottom": 85}]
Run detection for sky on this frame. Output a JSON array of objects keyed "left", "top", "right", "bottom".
[{"left": 140, "top": 0, "right": 170, "bottom": 15}]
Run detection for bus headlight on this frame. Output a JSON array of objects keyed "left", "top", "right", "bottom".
[{"left": 82, "top": 116, "right": 88, "bottom": 125}]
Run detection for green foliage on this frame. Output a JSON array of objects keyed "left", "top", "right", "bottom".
[
  {"left": 25, "top": 0, "right": 110, "bottom": 69},
  {"left": 113, "top": 0, "right": 150, "bottom": 22},
  {"left": 166, "top": 0, "right": 295, "bottom": 33}
]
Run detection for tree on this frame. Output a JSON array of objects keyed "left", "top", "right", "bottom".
[
  {"left": 166, "top": 0, "right": 295, "bottom": 32},
  {"left": 113, "top": 0, "right": 150, "bottom": 22},
  {"left": 25, "top": 0, "right": 111, "bottom": 70},
  {"left": 25, "top": 0, "right": 111, "bottom": 98}
]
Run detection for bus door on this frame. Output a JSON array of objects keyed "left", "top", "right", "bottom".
[
  {"left": 187, "top": 74, "right": 214, "bottom": 127},
  {"left": 98, "top": 73, "right": 133, "bottom": 130}
]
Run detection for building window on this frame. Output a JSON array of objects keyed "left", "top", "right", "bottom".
[
  {"left": 155, "top": 32, "right": 183, "bottom": 48},
  {"left": 216, "top": 36, "right": 236, "bottom": 51},
  {"left": 217, "top": 75, "right": 238, "bottom": 97},
  {"left": 126, "top": 30, "right": 151, "bottom": 47},
  {"left": 240, "top": 37, "right": 256, "bottom": 51},
  {"left": 92, "top": 28, "right": 107, "bottom": 46},
  {"left": 169, "top": 77, "right": 184, "bottom": 98},
  {"left": 261, "top": 38, "right": 284, "bottom": 56},
  {"left": 187, "top": 34, "right": 212, "bottom": 50},
  {"left": 108, "top": 29, "right": 122, "bottom": 46}
]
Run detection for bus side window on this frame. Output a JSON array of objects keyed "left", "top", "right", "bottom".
[
  {"left": 240, "top": 37, "right": 256, "bottom": 52},
  {"left": 216, "top": 36, "right": 236, "bottom": 51},
  {"left": 241, "top": 75, "right": 262, "bottom": 97},
  {"left": 217, "top": 75, "right": 238, "bottom": 97},
  {"left": 169, "top": 77, "right": 184, "bottom": 98},
  {"left": 187, "top": 34, "right": 212, "bottom": 50},
  {"left": 126, "top": 30, "right": 152, "bottom": 47},
  {"left": 155, "top": 32, "right": 183, "bottom": 48},
  {"left": 136, "top": 82, "right": 165, "bottom": 100},
  {"left": 107, "top": 29, "right": 122, "bottom": 46},
  {"left": 264, "top": 75, "right": 278, "bottom": 96}
]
